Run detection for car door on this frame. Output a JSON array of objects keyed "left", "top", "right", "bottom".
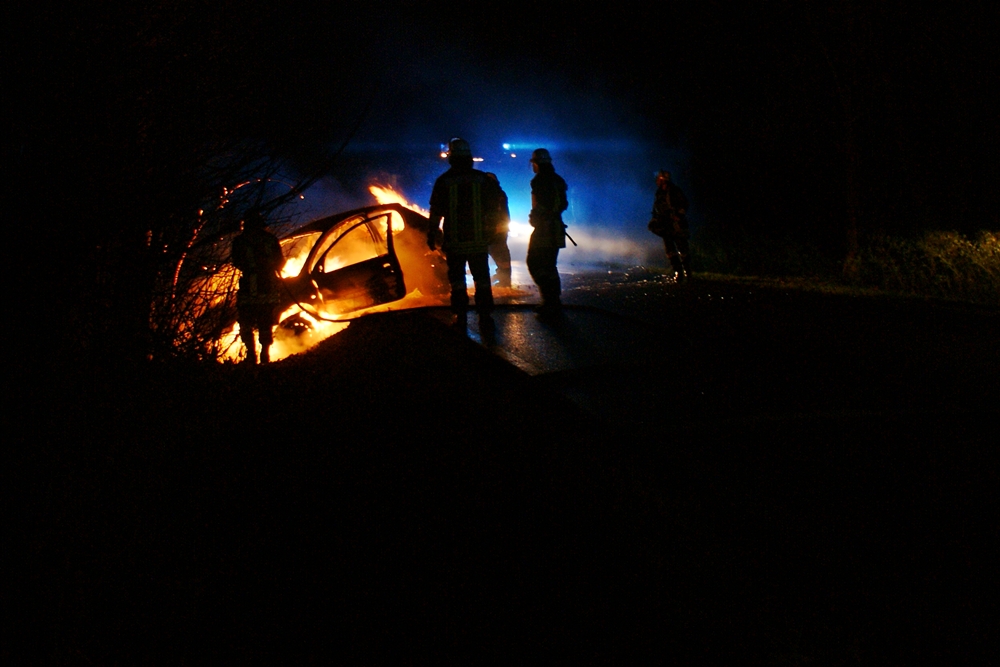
[{"left": 308, "top": 212, "right": 405, "bottom": 313}]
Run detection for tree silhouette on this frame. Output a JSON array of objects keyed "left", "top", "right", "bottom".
[{"left": 17, "top": 1, "right": 374, "bottom": 362}]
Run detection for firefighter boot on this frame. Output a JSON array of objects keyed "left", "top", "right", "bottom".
[
  {"left": 667, "top": 254, "right": 684, "bottom": 282},
  {"left": 479, "top": 312, "right": 496, "bottom": 342},
  {"left": 679, "top": 254, "right": 691, "bottom": 282},
  {"left": 241, "top": 331, "right": 258, "bottom": 364},
  {"left": 494, "top": 267, "right": 512, "bottom": 288}
]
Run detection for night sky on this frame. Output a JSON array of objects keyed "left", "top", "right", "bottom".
[
  {"left": 269, "top": 1, "right": 998, "bottom": 244},
  {"left": 15, "top": 0, "right": 999, "bottom": 266}
]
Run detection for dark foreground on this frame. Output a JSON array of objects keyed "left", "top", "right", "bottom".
[{"left": 11, "top": 272, "right": 999, "bottom": 664}]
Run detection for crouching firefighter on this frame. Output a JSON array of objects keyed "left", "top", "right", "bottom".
[
  {"left": 231, "top": 209, "right": 285, "bottom": 363},
  {"left": 427, "top": 137, "right": 504, "bottom": 321},
  {"left": 648, "top": 170, "right": 691, "bottom": 282}
]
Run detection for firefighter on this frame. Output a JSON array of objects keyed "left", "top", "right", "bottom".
[
  {"left": 527, "top": 148, "right": 569, "bottom": 315},
  {"left": 648, "top": 170, "right": 691, "bottom": 281},
  {"left": 427, "top": 137, "right": 504, "bottom": 320},
  {"left": 485, "top": 172, "right": 512, "bottom": 288},
  {"left": 231, "top": 208, "right": 285, "bottom": 363}
]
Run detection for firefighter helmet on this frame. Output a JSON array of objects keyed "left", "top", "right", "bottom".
[
  {"left": 448, "top": 137, "right": 472, "bottom": 159},
  {"left": 529, "top": 148, "right": 552, "bottom": 164}
]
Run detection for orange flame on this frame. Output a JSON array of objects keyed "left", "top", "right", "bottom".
[{"left": 369, "top": 184, "right": 429, "bottom": 217}]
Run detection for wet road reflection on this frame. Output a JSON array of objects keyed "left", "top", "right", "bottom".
[{"left": 456, "top": 304, "right": 683, "bottom": 377}]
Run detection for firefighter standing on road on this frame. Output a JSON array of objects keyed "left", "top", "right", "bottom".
[
  {"left": 485, "top": 172, "right": 512, "bottom": 288},
  {"left": 527, "top": 148, "right": 569, "bottom": 315},
  {"left": 427, "top": 137, "right": 504, "bottom": 320},
  {"left": 231, "top": 209, "right": 285, "bottom": 364},
  {"left": 648, "top": 170, "right": 691, "bottom": 281}
]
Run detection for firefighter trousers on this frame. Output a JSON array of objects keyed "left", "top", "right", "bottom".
[
  {"left": 526, "top": 246, "right": 561, "bottom": 307},
  {"left": 446, "top": 251, "right": 494, "bottom": 315}
]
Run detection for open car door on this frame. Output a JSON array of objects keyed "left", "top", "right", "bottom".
[{"left": 297, "top": 210, "right": 406, "bottom": 314}]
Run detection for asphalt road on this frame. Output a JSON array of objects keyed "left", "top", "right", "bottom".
[
  {"left": 14, "top": 269, "right": 999, "bottom": 664},
  {"left": 466, "top": 266, "right": 998, "bottom": 425}
]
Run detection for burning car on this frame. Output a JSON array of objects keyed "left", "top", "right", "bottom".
[
  {"left": 280, "top": 204, "right": 428, "bottom": 310},
  {"left": 218, "top": 202, "right": 450, "bottom": 361}
]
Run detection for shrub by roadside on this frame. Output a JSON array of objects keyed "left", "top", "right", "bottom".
[
  {"left": 690, "top": 226, "right": 839, "bottom": 279},
  {"left": 845, "top": 231, "right": 1000, "bottom": 305},
  {"left": 692, "top": 227, "right": 1000, "bottom": 305}
]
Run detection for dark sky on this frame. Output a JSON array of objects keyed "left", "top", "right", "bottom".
[
  {"left": 17, "top": 0, "right": 999, "bottom": 254},
  {"left": 267, "top": 1, "right": 999, "bottom": 244},
  {"left": 274, "top": 3, "right": 697, "bottom": 246}
]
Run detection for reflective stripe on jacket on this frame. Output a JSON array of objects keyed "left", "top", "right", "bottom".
[{"left": 429, "top": 167, "right": 501, "bottom": 254}]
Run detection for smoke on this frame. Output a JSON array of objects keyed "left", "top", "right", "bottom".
[
  {"left": 541, "top": 230, "right": 665, "bottom": 269},
  {"left": 295, "top": 176, "right": 369, "bottom": 218}
]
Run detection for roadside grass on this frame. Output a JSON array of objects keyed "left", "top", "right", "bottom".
[
  {"left": 846, "top": 231, "right": 1000, "bottom": 305},
  {"left": 690, "top": 230, "right": 1000, "bottom": 306},
  {"left": 692, "top": 232, "right": 838, "bottom": 280}
]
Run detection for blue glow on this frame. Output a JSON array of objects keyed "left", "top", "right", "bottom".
[{"left": 323, "top": 50, "right": 691, "bottom": 267}]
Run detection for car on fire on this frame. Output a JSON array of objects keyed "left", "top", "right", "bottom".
[
  {"left": 272, "top": 202, "right": 447, "bottom": 329},
  {"left": 171, "top": 201, "right": 448, "bottom": 361}
]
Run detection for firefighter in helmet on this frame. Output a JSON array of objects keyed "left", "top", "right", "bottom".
[
  {"left": 485, "top": 172, "right": 512, "bottom": 288},
  {"left": 427, "top": 137, "right": 504, "bottom": 320},
  {"left": 648, "top": 170, "right": 691, "bottom": 281},
  {"left": 527, "top": 148, "right": 569, "bottom": 315},
  {"left": 231, "top": 208, "right": 285, "bottom": 363}
]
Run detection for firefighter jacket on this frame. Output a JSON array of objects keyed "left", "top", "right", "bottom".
[
  {"left": 529, "top": 167, "right": 569, "bottom": 249},
  {"left": 231, "top": 227, "right": 284, "bottom": 307},
  {"left": 650, "top": 182, "right": 690, "bottom": 238},
  {"left": 429, "top": 166, "right": 503, "bottom": 254}
]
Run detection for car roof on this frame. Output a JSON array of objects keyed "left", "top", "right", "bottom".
[{"left": 285, "top": 203, "right": 427, "bottom": 239}]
